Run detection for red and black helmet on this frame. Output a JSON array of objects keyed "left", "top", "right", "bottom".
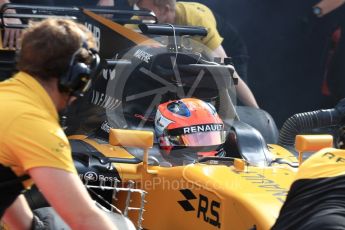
[{"left": 155, "top": 98, "right": 226, "bottom": 163}]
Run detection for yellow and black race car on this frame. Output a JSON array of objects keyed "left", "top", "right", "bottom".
[{"left": 0, "top": 4, "right": 335, "bottom": 230}]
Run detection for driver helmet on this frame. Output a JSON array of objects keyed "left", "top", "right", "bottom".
[{"left": 155, "top": 98, "right": 226, "bottom": 163}]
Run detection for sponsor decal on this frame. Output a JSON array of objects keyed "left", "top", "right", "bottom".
[
  {"left": 178, "top": 189, "right": 221, "bottom": 228},
  {"left": 90, "top": 90, "right": 121, "bottom": 110},
  {"left": 102, "top": 67, "right": 116, "bottom": 81},
  {"left": 133, "top": 49, "right": 153, "bottom": 63},
  {"left": 98, "top": 174, "right": 119, "bottom": 183},
  {"left": 183, "top": 124, "right": 223, "bottom": 134},
  {"left": 84, "top": 171, "right": 98, "bottom": 182},
  {"left": 79, "top": 172, "right": 120, "bottom": 185},
  {"left": 241, "top": 171, "right": 288, "bottom": 203}
]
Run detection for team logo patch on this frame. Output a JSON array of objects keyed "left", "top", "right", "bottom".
[{"left": 84, "top": 171, "right": 98, "bottom": 182}]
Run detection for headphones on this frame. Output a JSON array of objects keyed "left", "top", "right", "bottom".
[{"left": 58, "top": 39, "right": 101, "bottom": 97}]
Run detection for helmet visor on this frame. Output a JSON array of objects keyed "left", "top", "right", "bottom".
[{"left": 160, "top": 131, "right": 226, "bottom": 147}]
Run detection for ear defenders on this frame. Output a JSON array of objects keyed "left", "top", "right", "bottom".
[{"left": 58, "top": 39, "right": 101, "bottom": 97}]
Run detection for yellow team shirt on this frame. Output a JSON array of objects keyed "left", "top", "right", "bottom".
[
  {"left": 175, "top": 2, "right": 223, "bottom": 51},
  {"left": 0, "top": 72, "right": 77, "bottom": 188},
  {"left": 127, "top": 2, "right": 223, "bottom": 51}
]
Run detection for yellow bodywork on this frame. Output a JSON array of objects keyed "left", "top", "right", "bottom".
[
  {"left": 127, "top": 163, "right": 296, "bottom": 230},
  {"left": 70, "top": 133, "right": 298, "bottom": 230}
]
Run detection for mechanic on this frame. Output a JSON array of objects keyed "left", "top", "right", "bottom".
[
  {"left": 312, "top": 0, "right": 345, "bottom": 105},
  {"left": 0, "top": 0, "right": 114, "bottom": 49},
  {"left": 129, "top": 0, "right": 259, "bottom": 108},
  {"left": 173, "top": 0, "right": 249, "bottom": 83},
  {"left": 271, "top": 144, "right": 345, "bottom": 229},
  {"left": 0, "top": 18, "right": 116, "bottom": 229}
]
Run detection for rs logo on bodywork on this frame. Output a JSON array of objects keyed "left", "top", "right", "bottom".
[{"left": 178, "top": 189, "right": 221, "bottom": 228}]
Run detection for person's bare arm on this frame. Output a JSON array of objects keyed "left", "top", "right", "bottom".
[
  {"left": 213, "top": 45, "right": 259, "bottom": 108},
  {"left": 212, "top": 45, "right": 227, "bottom": 62},
  {"left": 2, "top": 195, "right": 33, "bottom": 230},
  {"left": 314, "top": 0, "right": 345, "bottom": 17},
  {"left": 98, "top": 0, "right": 114, "bottom": 6},
  {"left": 28, "top": 167, "right": 117, "bottom": 230},
  {"left": 234, "top": 71, "right": 259, "bottom": 108}
]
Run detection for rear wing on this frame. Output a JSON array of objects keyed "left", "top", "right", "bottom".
[
  {"left": 0, "top": 3, "right": 160, "bottom": 54},
  {"left": 0, "top": 3, "right": 161, "bottom": 79},
  {"left": 0, "top": 3, "right": 210, "bottom": 69},
  {"left": 0, "top": 3, "right": 158, "bottom": 29}
]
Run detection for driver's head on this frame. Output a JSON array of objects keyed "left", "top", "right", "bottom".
[
  {"left": 130, "top": 0, "right": 176, "bottom": 23},
  {"left": 155, "top": 98, "right": 226, "bottom": 165}
]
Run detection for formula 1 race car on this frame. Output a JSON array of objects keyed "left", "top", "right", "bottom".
[{"left": 0, "top": 3, "right": 331, "bottom": 230}]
